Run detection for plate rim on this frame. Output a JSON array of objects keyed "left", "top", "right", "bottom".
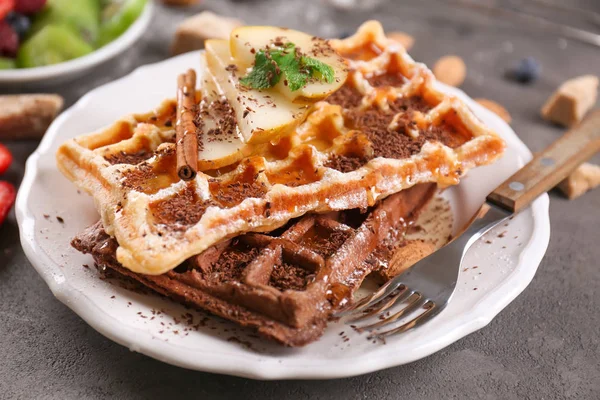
[
  {"left": 15, "top": 52, "right": 550, "bottom": 380},
  {"left": 0, "top": 1, "right": 154, "bottom": 84}
]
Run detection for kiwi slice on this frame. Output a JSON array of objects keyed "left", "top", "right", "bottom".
[
  {"left": 17, "top": 25, "right": 94, "bottom": 68},
  {"left": 0, "top": 58, "right": 16, "bottom": 69},
  {"left": 30, "top": 0, "right": 100, "bottom": 45},
  {"left": 97, "top": 0, "right": 147, "bottom": 47}
]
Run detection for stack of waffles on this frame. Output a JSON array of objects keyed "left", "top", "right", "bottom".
[{"left": 58, "top": 21, "right": 505, "bottom": 346}]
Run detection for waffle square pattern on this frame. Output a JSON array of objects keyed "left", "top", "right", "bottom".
[
  {"left": 57, "top": 21, "right": 505, "bottom": 275},
  {"left": 73, "top": 184, "right": 437, "bottom": 345}
]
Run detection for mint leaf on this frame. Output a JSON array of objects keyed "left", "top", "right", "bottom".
[
  {"left": 302, "top": 56, "right": 335, "bottom": 83},
  {"left": 271, "top": 46, "right": 307, "bottom": 91},
  {"left": 239, "top": 50, "right": 280, "bottom": 89},
  {"left": 282, "top": 60, "right": 308, "bottom": 91},
  {"left": 239, "top": 41, "right": 335, "bottom": 91}
]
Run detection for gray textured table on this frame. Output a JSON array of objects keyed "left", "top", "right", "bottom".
[{"left": 1, "top": 1, "right": 599, "bottom": 399}]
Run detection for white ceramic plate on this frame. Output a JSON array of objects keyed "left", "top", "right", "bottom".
[
  {"left": 16, "top": 52, "right": 550, "bottom": 380},
  {"left": 0, "top": 1, "right": 153, "bottom": 86}
]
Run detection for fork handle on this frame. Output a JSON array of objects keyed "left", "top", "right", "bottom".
[{"left": 486, "top": 109, "right": 600, "bottom": 213}]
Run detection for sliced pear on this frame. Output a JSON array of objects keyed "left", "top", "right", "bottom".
[
  {"left": 230, "top": 26, "right": 348, "bottom": 101},
  {"left": 205, "top": 39, "right": 311, "bottom": 144},
  {"left": 196, "top": 61, "right": 246, "bottom": 171},
  {"left": 197, "top": 113, "right": 246, "bottom": 171}
]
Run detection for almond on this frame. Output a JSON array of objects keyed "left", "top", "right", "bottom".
[
  {"left": 433, "top": 55, "right": 466, "bottom": 87},
  {"left": 374, "top": 240, "right": 437, "bottom": 282},
  {"left": 475, "top": 98, "right": 512, "bottom": 123}
]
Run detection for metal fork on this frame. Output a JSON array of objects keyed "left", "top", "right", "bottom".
[{"left": 339, "top": 110, "right": 600, "bottom": 340}]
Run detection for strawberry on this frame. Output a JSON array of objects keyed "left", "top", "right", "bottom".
[
  {"left": 14, "top": 0, "right": 45, "bottom": 14},
  {"left": 0, "top": 181, "right": 16, "bottom": 227},
  {"left": 0, "top": 20, "right": 18, "bottom": 57},
  {"left": 0, "top": 0, "right": 15, "bottom": 21},
  {"left": 0, "top": 143, "right": 12, "bottom": 175}
]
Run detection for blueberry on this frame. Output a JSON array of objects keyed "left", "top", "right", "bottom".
[
  {"left": 508, "top": 57, "right": 541, "bottom": 84},
  {"left": 5, "top": 12, "right": 31, "bottom": 40}
]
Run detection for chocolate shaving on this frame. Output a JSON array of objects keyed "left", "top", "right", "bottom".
[
  {"left": 269, "top": 262, "right": 314, "bottom": 292},
  {"left": 205, "top": 98, "right": 237, "bottom": 142},
  {"left": 71, "top": 185, "right": 437, "bottom": 346},
  {"left": 209, "top": 180, "right": 268, "bottom": 208},
  {"left": 105, "top": 150, "right": 152, "bottom": 165},
  {"left": 329, "top": 84, "right": 468, "bottom": 159},
  {"left": 121, "top": 162, "right": 155, "bottom": 192},
  {"left": 150, "top": 186, "right": 214, "bottom": 227},
  {"left": 324, "top": 154, "right": 368, "bottom": 173},
  {"left": 367, "top": 72, "right": 406, "bottom": 88}
]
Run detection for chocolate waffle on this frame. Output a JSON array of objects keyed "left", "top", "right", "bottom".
[
  {"left": 73, "top": 184, "right": 436, "bottom": 346},
  {"left": 58, "top": 20, "right": 504, "bottom": 277}
]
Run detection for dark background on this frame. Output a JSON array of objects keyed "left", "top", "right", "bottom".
[{"left": 1, "top": 0, "right": 599, "bottom": 398}]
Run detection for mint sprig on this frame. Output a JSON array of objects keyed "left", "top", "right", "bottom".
[
  {"left": 239, "top": 50, "right": 281, "bottom": 89},
  {"left": 240, "top": 42, "right": 334, "bottom": 92},
  {"left": 301, "top": 56, "right": 335, "bottom": 84}
]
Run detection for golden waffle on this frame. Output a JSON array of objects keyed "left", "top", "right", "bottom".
[
  {"left": 72, "top": 184, "right": 436, "bottom": 346},
  {"left": 57, "top": 21, "right": 505, "bottom": 275}
]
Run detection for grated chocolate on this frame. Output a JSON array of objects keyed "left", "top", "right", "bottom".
[
  {"left": 72, "top": 184, "right": 437, "bottom": 346},
  {"left": 151, "top": 186, "right": 215, "bottom": 226},
  {"left": 105, "top": 150, "right": 152, "bottom": 165}
]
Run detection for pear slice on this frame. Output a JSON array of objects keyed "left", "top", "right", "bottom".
[
  {"left": 196, "top": 67, "right": 246, "bottom": 170},
  {"left": 193, "top": 55, "right": 246, "bottom": 170},
  {"left": 205, "top": 39, "right": 311, "bottom": 144},
  {"left": 197, "top": 108, "right": 246, "bottom": 171},
  {"left": 229, "top": 26, "right": 348, "bottom": 101},
  {"left": 192, "top": 53, "right": 246, "bottom": 171}
]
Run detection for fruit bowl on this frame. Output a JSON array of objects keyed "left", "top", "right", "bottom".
[{"left": 0, "top": 0, "right": 153, "bottom": 86}]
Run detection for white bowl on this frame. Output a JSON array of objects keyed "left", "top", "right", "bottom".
[{"left": 0, "top": 0, "right": 154, "bottom": 86}]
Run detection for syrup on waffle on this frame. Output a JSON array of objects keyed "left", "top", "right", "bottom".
[
  {"left": 57, "top": 20, "right": 505, "bottom": 276},
  {"left": 73, "top": 184, "right": 436, "bottom": 346}
]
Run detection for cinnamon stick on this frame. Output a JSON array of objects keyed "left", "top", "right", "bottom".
[{"left": 176, "top": 69, "right": 199, "bottom": 181}]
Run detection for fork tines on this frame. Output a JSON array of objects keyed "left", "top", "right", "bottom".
[{"left": 341, "top": 280, "right": 439, "bottom": 339}]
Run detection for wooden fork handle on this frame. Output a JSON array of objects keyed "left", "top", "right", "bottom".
[{"left": 487, "top": 109, "right": 600, "bottom": 213}]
